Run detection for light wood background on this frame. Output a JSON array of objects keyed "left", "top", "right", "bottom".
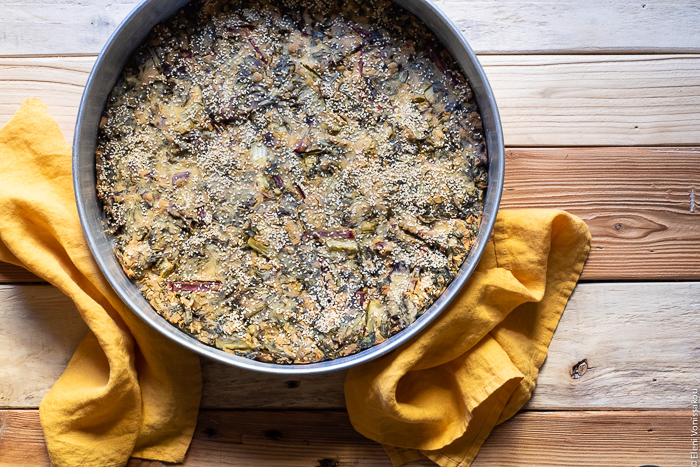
[{"left": 0, "top": 1, "right": 699, "bottom": 465}]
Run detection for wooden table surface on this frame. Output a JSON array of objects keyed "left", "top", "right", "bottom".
[{"left": 1, "top": 1, "right": 699, "bottom": 466}]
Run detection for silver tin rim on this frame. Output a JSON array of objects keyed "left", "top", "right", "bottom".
[{"left": 73, "top": 0, "right": 504, "bottom": 374}]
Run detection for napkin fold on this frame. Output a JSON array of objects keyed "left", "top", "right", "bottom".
[
  {"left": 345, "top": 209, "right": 591, "bottom": 466},
  {"left": 0, "top": 99, "right": 202, "bottom": 466}
]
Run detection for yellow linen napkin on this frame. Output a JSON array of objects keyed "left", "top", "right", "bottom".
[
  {"left": 0, "top": 98, "right": 202, "bottom": 466},
  {"left": 345, "top": 209, "right": 591, "bottom": 466}
]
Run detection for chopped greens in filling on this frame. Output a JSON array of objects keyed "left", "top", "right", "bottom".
[{"left": 96, "top": 0, "right": 488, "bottom": 364}]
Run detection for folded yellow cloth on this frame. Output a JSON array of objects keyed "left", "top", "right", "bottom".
[
  {"left": 345, "top": 209, "right": 591, "bottom": 466},
  {"left": 0, "top": 99, "right": 202, "bottom": 466}
]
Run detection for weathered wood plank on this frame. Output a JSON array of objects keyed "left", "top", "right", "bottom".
[
  {"left": 502, "top": 147, "right": 700, "bottom": 280},
  {"left": 1, "top": 283, "right": 698, "bottom": 410},
  {"left": 0, "top": 286, "right": 88, "bottom": 408},
  {"left": 1, "top": 1, "right": 699, "bottom": 55},
  {"left": 0, "top": 57, "right": 90, "bottom": 144},
  {"left": 479, "top": 54, "right": 700, "bottom": 146},
  {"left": 0, "top": 263, "right": 42, "bottom": 283},
  {"left": 529, "top": 282, "right": 700, "bottom": 410},
  {"left": 436, "top": 0, "right": 700, "bottom": 54},
  {"left": 0, "top": 409, "right": 690, "bottom": 466},
  {"left": 3, "top": 55, "right": 700, "bottom": 146},
  {"left": 0, "top": 0, "right": 138, "bottom": 56},
  {"left": 2, "top": 146, "right": 697, "bottom": 283},
  {"left": 176, "top": 410, "right": 695, "bottom": 467},
  {"left": 0, "top": 410, "right": 51, "bottom": 466}
]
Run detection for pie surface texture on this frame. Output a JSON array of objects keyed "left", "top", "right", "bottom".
[{"left": 96, "top": 0, "right": 488, "bottom": 364}]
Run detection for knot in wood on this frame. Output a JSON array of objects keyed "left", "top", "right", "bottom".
[{"left": 571, "top": 359, "right": 589, "bottom": 379}]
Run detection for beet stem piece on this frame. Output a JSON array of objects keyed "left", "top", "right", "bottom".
[{"left": 168, "top": 281, "right": 222, "bottom": 292}]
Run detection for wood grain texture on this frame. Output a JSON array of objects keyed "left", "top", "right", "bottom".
[
  {"left": 0, "top": 57, "right": 90, "bottom": 144},
  {"left": 0, "top": 411, "right": 51, "bottom": 466},
  {"left": 435, "top": 0, "right": 700, "bottom": 54},
  {"left": 0, "top": 285, "right": 88, "bottom": 408},
  {"left": 1, "top": 1, "right": 699, "bottom": 55},
  {"left": 2, "top": 283, "right": 697, "bottom": 410},
  {"left": 2, "top": 55, "right": 700, "bottom": 146},
  {"left": 0, "top": 0, "right": 138, "bottom": 56},
  {"left": 479, "top": 54, "right": 700, "bottom": 146},
  {"left": 529, "top": 282, "right": 700, "bottom": 410},
  {"left": 0, "top": 263, "right": 42, "bottom": 283},
  {"left": 502, "top": 147, "right": 700, "bottom": 280},
  {"left": 0, "top": 409, "right": 691, "bottom": 466}
]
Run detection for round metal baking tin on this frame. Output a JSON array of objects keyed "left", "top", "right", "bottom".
[{"left": 73, "top": 0, "right": 505, "bottom": 374}]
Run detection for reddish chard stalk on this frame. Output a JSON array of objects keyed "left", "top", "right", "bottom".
[
  {"left": 347, "top": 20, "right": 372, "bottom": 41},
  {"left": 356, "top": 290, "right": 366, "bottom": 307},
  {"left": 294, "top": 133, "right": 310, "bottom": 153},
  {"left": 248, "top": 37, "right": 268, "bottom": 65},
  {"left": 312, "top": 230, "right": 356, "bottom": 239},
  {"left": 168, "top": 281, "right": 222, "bottom": 292},
  {"left": 428, "top": 45, "right": 459, "bottom": 88},
  {"left": 357, "top": 48, "right": 382, "bottom": 112},
  {"left": 172, "top": 171, "right": 190, "bottom": 185}
]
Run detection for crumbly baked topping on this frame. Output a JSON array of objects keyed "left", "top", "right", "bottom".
[{"left": 96, "top": 0, "right": 487, "bottom": 364}]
